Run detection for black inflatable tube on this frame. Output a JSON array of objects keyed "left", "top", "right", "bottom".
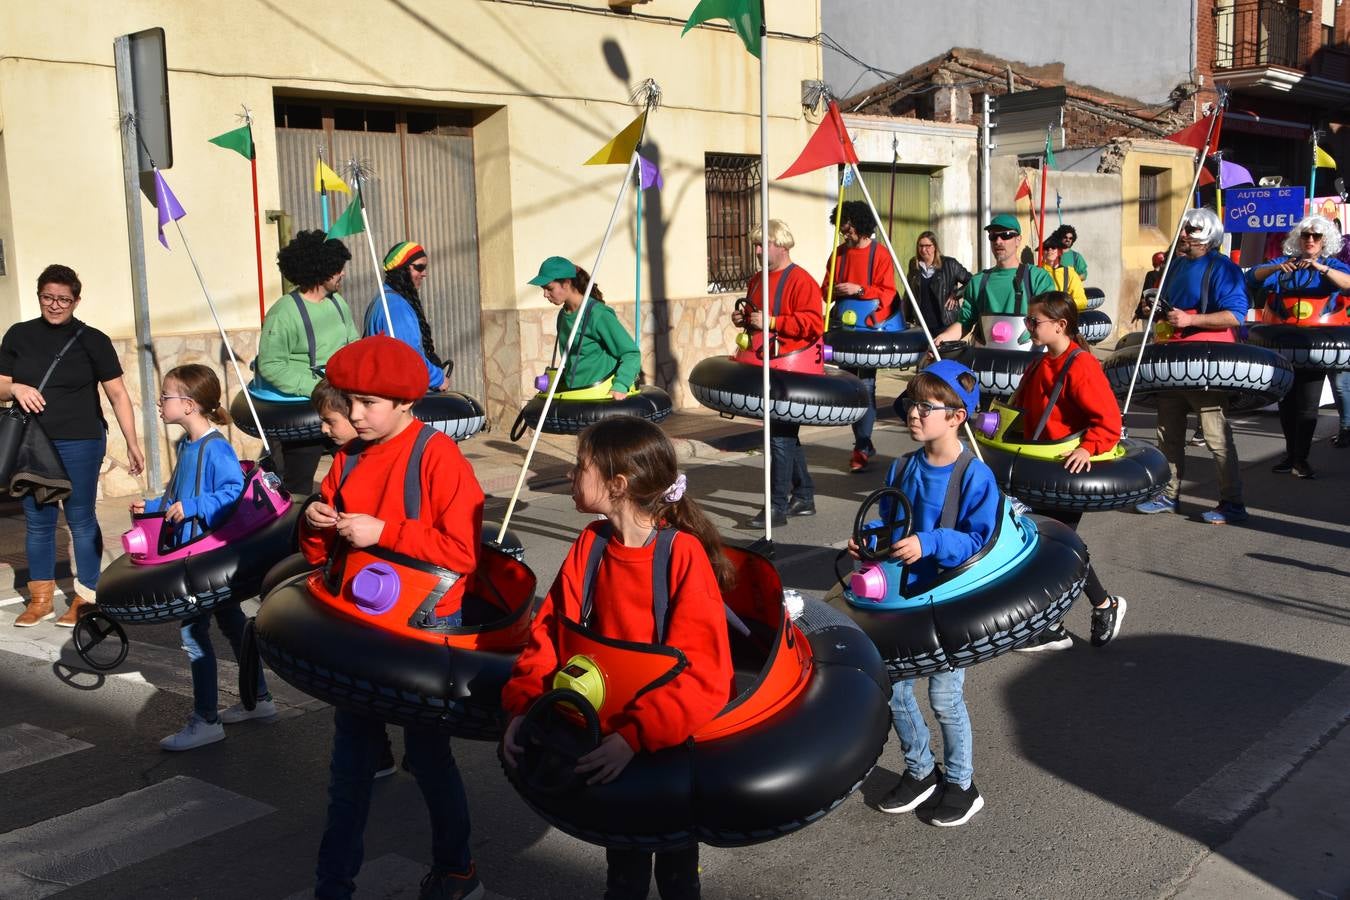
[
  {"left": 824, "top": 328, "right": 929, "bottom": 369},
  {"left": 414, "top": 392, "right": 486, "bottom": 442},
  {"left": 231, "top": 390, "right": 486, "bottom": 443},
  {"left": 253, "top": 560, "right": 536, "bottom": 740},
  {"left": 1079, "top": 309, "right": 1113, "bottom": 345},
  {"left": 828, "top": 516, "right": 1087, "bottom": 680},
  {"left": 688, "top": 357, "right": 870, "bottom": 426},
  {"left": 1103, "top": 340, "right": 1295, "bottom": 413},
  {"left": 915, "top": 345, "right": 1042, "bottom": 403},
  {"left": 1246, "top": 324, "right": 1350, "bottom": 373},
  {"left": 510, "top": 386, "right": 674, "bottom": 441},
  {"left": 500, "top": 599, "right": 891, "bottom": 850},
  {"left": 980, "top": 439, "right": 1170, "bottom": 512},
  {"left": 95, "top": 505, "right": 302, "bottom": 625},
  {"left": 1084, "top": 287, "right": 1106, "bottom": 311}
]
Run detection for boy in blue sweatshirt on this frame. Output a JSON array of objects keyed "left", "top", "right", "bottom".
[{"left": 852, "top": 359, "right": 998, "bottom": 826}]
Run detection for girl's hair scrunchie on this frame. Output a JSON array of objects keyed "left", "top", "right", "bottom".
[{"left": 663, "top": 473, "right": 687, "bottom": 503}]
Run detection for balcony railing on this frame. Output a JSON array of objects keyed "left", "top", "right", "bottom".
[{"left": 1213, "top": 1, "right": 1310, "bottom": 71}]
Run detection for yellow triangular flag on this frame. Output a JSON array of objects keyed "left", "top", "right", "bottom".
[
  {"left": 1314, "top": 145, "right": 1337, "bottom": 169},
  {"left": 584, "top": 113, "right": 647, "bottom": 166},
  {"left": 314, "top": 158, "right": 351, "bottom": 193}
]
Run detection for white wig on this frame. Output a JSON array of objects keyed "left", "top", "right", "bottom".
[
  {"left": 1282, "top": 215, "right": 1344, "bottom": 259},
  {"left": 1181, "top": 207, "right": 1224, "bottom": 249}
]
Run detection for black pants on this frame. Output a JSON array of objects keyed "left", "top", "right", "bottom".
[
  {"left": 273, "top": 440, "right": 327, "bottom": 497},
  {"left": 1034, "top": 508, "right": 1108, "bottom": 606},
  {"left": 605, "top": 846, "right": 700, "bottom": 900},
  {"left": 1277, "top": 370, "right": 1325, "bottom": 465}
]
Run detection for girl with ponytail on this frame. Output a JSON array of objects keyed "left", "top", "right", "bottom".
[
  {"left": 501, "top": 416, "right": 733, "bottom": 898},
  {"left": 132, "top": 363, "right": 275, "bottom": 751},
  {"left": 364, "top": 241, "right": 451, "bottom": 390}
]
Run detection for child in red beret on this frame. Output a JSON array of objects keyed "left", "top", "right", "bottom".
[{"left": 300, "top": 334, "right": 488, "bottom": 900}]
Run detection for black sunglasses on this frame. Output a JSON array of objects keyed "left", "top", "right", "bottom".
[
  {"left": 410, "top": 263, "right": 428, "bottom": 272},
  {"left": 986, "top": 230, "right": 1019, "bottom": 242}
]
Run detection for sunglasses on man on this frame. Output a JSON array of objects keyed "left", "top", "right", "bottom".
[{"left": 986, "top": 230, "right": 1019, "bottom": 242}]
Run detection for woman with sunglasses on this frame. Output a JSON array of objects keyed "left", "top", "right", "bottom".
[
  {"left": 0, "top": 264, "right": 145, "bottom": 627},
  {"left": 364, "top": 241, "right": 451, "bottom": 392},
  {"left": 1247, "top": 215, "right": 1350, "bottom": 479},
  {"left": 1008, "top": 291, "right": 1126, "bottom": 651}
]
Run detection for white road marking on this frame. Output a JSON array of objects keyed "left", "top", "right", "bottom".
[{"left": 0, "top": 723, "right": 92, "bottom": 775}]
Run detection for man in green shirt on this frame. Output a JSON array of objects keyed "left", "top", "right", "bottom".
[
  {"left": 529, "top": 255, "right": 640, "bottom": 398},
  {"left": 937, "top": 214, "right": 1057, "bottom": 347}
]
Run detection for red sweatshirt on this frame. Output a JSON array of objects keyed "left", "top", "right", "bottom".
[
  {"left": 300, "top": 420, "right": 484, "bottom": 614},
  {"left": 501, "top": 523, "right": 733, "bottom": 753},
  {"left": 1018, "top": 347, "right": 1122, "bottom": 455},
  {"left": 745, "top": 264, "right": 824, "bottom": 356},
  {"left": 822, "top": 241, "right": 897, "bottom": 324}
]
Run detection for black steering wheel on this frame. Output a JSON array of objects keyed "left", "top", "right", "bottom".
[
  {"left": 852, "top": 487, "right": 915, "bottom": 562},
  {"left": 514, "top": 688, "right": 603, "bottom": 796}
]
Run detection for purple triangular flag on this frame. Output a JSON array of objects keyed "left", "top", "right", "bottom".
[
  {"left": 154, "top": 170, "right": 187, "bottom": 248},
  {"left": 1219, "top": 159, "right": 1254, "bottom": 189},
  {"left": 638, "top": 154, "right": 663, "bottom": 191}
]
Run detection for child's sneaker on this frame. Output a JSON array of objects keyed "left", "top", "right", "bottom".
[
  {"left": 1135, "top": 493, "right": 1178, "bottom": 515},
  {"left": 1201, "top": 502, "right": 1249, "bottom": 525},
  {"left": 1090, "top": 596, "right": 1127, "bottom": 648},
  {"left": 219, "top": 698, "right": 277, "bottom": 723},
  {"left": 929, "top": 781, "right": 984, "bottom": 827},
  {"left": 878, "top": 768, "right": 940, "bottom": 814},
  {"left": 160, "top": 714, "right": 225, "bottom": 751},
  {"left": 1015, "top": 623, "right": 1072, "bottom": 652},
  {"left": 419, "top": 864, "right": 484, "bottom": 900}
]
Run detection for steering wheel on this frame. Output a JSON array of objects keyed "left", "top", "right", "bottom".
[
  {"left": 852, "top": 487, "right": 915, "bottom": 562},
  {"left": 514, "top": 688, "right": 603, "bottom": 796},
  {"left": 72, "top": 610, "right": 129, "bottom": 671}
]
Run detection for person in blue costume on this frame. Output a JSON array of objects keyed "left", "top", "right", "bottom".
[
  {"left": 131, "top": 365, "right": 273, "bottom": 752},
  {"left": 848, "top": 360, "right": 998, "bottom": 828},
  {"left": 364, "top": 241, "right": 452, "bottom": 392}
]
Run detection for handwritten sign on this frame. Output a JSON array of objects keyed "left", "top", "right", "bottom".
[{"left": 1223, "top": 187, "right": 1306, "bottom": 233}]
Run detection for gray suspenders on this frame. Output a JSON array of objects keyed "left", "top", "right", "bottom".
[
  {"left": 1030, "top": 348, "right": 1082, "bottom": 440},
  {"left": 290, "top": 292, "right": 349, "bottom": 375}
]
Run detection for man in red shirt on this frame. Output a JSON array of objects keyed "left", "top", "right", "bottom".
[
  {"left": 823, "top": 201, "right": 897, "bottom": 473},
  {"left": 732, "top": 219, "right": 824, "bottom": 527}
]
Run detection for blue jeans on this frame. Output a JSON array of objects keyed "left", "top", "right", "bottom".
[
  {"left": 889, "top": 669, "right": 973, "bottom": 789},
  {"left": 315, "top": 708, "right": 473, "bottom": 899},
  {"left": 768, "top": 423, "right": 813, "bottom": 514},
  {"left": 180, "top": 604, "right": 269, "bottom": 721},
  {"left": 1330, "top": 370, "right": 1350, "bottom": 429},
  {"left": 844, "top": 366, "right": 877, "bottom": 453},
  {"left": 22, "top": 436, "right": 105, "bottom": 590}
]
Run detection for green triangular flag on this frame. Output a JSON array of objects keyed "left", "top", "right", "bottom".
[
  {"left": 681, "top": 0, "right": 762, "bottom": 58},
  {"left": 208, "top": 124, "right": 254, "bottom": 160},
  {"left": 326, "top": 197, "right": 365, "bottom": 239},
  {"left": 1044, "top": 131, "right": 1057, "bottom": 170}
]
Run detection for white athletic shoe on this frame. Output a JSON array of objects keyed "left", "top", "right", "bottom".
[
  {"left": 160, "top": 715, "right": 225, "bottom": 751},
  {"left": 218, "top": 699, "right": 278, "bottom": 724}
]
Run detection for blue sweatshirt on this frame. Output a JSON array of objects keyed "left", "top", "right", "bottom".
[
  {"left": 1250, "top": 255, "right": 1350, "bottom": 299},
  {"left": 881, "top": 448, "right": 1001, "bottom": 588},
  {"left": 1160, "top": 251, "right": 1249, "bottom": 320},
  {"left": 363, "top": 288, "right": 445, "bottom": 390},
  {"left": 143, "top": 430, "right": 245, "bottom": 543}
]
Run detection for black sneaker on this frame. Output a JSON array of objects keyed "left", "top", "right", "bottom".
[
  {"left": 1333, "top": 427, "right": 1350, "bottom": 448},
  {"left": 1291, "top": 461, "right": 1316, "bottom": 479},
  {"left": 878, "top": 768, "right": 940, "bottom": 814},
  {"left": 929, "top": 781, "right": 984, "bottom": 827},
  {"left": 786, "top": 497, "right": 816, "bottom": 517},
  {"left": 1188, "top": 428, "right": 1206, "bottom": 447},
  {"left": 1271, "top": 457, "right": 1294, "bottom": 474},
  {"left": 1014, "top": 623, "right": 1073, "bottom": 652},
  {"left": 748, "top": 508, "right": 787, "bottom": 529},
  {"left": 1090, "top": 596, "right": 1127, "bottom": 648},
  {"left": 419, "top": 864, "right": 484, "bottom": 900}
]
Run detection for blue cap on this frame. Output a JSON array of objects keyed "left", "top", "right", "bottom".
[{"left": 923, "top": 359, "right": 980, "bottom": 416}]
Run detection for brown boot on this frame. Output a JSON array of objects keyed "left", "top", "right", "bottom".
[
  {"left": 15, "top": 580, "right": 56, "bottom": 627},
  {"left": 55, "top": 582, "right": 95, "bottom": 628}
]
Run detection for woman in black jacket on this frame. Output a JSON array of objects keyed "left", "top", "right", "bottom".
[{"left": 906, "top": 231, "right": 971, "bottom": 335}]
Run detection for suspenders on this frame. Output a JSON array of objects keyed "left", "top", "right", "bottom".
[
  {"left": 886, "top": 449, "right": 974, "bottom": 533},
  {"left": 1030, "top": 348, "right": 1082, "bottom": 440},
  {"left": 975, "top": 264, "right": 1033, "bottom": 315},
  {"left": 333, "top": 422, "right": 437, "bottom": 519},
  {"left": 580, "top": 523, "right": 678, "bottom": 644},
  {"left": 163, "top": 430, "right": 227, "bottom": 541},
  {"left": 290, "top": 292, "right": 350, "bottom": 376}
]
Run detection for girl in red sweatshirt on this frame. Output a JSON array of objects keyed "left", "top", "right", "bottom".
[
  {"left": 1012, "top": 291, "right": 1126, "bottom": 652},
  {"left": 501, "top": 416, "right": 734, "bottom": 900}
]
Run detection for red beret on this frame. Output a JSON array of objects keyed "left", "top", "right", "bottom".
[{"left": 325, "top": 335, "right": 429, "bottom": 402}]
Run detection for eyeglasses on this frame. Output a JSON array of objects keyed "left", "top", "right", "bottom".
[
  {"left": 38, "top": 293, "right": 76, "bottom": 307},
  {"left": 1301, "top": 232, "right": 1324, "bottom": 240},
  {"left": 410, "top": 263, "right": 428, "bottom": 272},
  {"left": 917, "top": 243, "right": 936, "bottom": 250},
  {"left": 157, "top": 394, "right": 192, "bottom": 405},
  {"left": 900, "top": 398, "right": 959, "bottom": 419},
  {"left": 1023, "top": 317, "right": 1057, "bottom": 329},
  {"left": 986, "top": 230, "right": 1019, "bottom": 242}
]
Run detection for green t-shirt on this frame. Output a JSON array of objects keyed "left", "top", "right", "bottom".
[
  {"left": 958, "top": 265, "right": 1058, "bottom": 327},
  {"left": 1063, "top": 248, "right": 1088, "bottom": 279},
  {"left": 557, "top": 302, "right": 641, "bottom": 393},
  {"left": 256, "top": 291, "right": 359, "bottom": 397}
]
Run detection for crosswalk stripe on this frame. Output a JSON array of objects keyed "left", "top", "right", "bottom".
[
  {"left": 0, "top": 724, "right": 92, "bottom": 775},
  {"left": 279, "top": 852, "right": 515, "bottom": 900},
  {"left": 0, "top": 775, "right": 274, "bottom": 899}
]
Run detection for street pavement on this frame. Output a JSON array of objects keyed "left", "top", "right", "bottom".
[{"left": 0, "top": 371, "right": 1347, "bottom": 900}]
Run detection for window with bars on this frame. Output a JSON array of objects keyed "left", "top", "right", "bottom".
[
  {"left": 1139, "top": 166, "right": 1165, "bottom": 228},
  {"left": 705, "top": 153, "right": 761, "bottom": 293}
]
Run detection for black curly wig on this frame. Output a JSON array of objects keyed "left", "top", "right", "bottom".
[
  {"left": 277, "top": 229, "right": 352, "bottom": 290},
  {"left": 831, "top": 200, "right": 878, "bottom": 238}
]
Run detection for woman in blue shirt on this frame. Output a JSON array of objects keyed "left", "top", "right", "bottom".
[{"left": 364, "top": 241, "right": 449, "bottom": 391}]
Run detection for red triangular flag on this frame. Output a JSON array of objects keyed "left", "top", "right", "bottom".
[
  {"left": 778, "top": 100, "right": 860, "bottom": 180},
  {"left": 1014, "top": 176, "right": 1032, "bottom": 201},
  {"left": 1166, "top": 111, "right": 1224, "bottom": 155},
  {"left": 1198, "top": 165, "right": 1216, "bottom": 187}
]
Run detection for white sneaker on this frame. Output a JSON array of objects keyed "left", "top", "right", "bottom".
[
  {"left": 160, "top": 715, "right": 225, "bottom": 751},
  {"left": 218, "top": 699, "right": 278, "bottom": 724}
]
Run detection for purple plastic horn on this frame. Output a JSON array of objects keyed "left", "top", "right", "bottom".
[
  {"left": 350, "top": 562, "right": 401, "bottom": 614},
  {"left": 972, "top": 411, "right": 1001, "bottom": 436}
]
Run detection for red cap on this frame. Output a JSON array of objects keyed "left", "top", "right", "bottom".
[
  {"left": 325, "top": 335, "right": 429, "bottom": 402},
  {"left": 1152, "top": 251, "right": 1167, "bottom": 267}
]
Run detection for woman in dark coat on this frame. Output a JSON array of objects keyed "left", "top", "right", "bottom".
[{"left": 905, "top": 231, "right": 971, "bottom": 335}]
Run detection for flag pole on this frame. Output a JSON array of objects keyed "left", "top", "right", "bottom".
[
  {"left": 822, "top": 168, "right": 846, "bottom": 325},
  {"left": 496, "top": 154, "right": 640, "bottom": 544},
  {"left": 319, "top": 146, "right": 331, "bottom": 232},
  {"left": 757, "top": 0, "right": 772, "bottom": 544},
  {"left": 347, "top": 167, "right": 397, "bottom": 340},
  {"left": 635, "top": 170, "right": 643, "bottom": 349},
  {"left": 1037, "top": 125, "right": 1051, "bottom": 265},
  {"left": 1310, "top": 130, "right": 1319, "bottom": 213},
  {"left": 246, "top": 115, "right": 266, "bottom": 324},
  {"left": 1121, "top": 103, "right": 1223, "bottom": 419}
]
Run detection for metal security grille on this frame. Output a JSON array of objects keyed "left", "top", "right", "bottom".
[
  {"left": 705, "top": 154, "right": 762, "bottom": 293},
  {"left": 273, "top": 100, "right": 483, "bottom": 400},
  {"left": 1139, "top": 167, "right": 1164, "bottom": 228},
  {"left": 1214, "top": 0, "right": 1308, "bottom": 70}
]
